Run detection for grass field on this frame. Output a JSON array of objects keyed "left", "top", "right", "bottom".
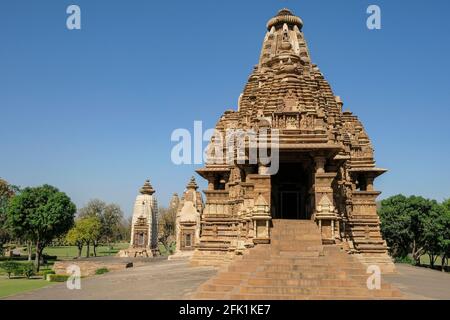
[
  {"left": 420, "top": 255, "right": 448, "bottom": 268},
  {"left": 0, "top": 278, "right": 54, "bottom": 299},
  {"left": 43, "top": 242, "right": 129, "bottom": 259}
]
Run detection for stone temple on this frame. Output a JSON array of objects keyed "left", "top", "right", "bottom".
[
  {"left": 186, "top": 8, "right": 395, "bottom": 273},
  {"left": 119, "top": 180, "right": 159, "bottom": 257}
]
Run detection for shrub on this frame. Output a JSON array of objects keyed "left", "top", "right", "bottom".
[
  {"left": 19, "top": 263, "right": 35, "bottom": 279},
  {"left": 42, "top": 254, "right": 57, "bottom": 261},
  {"left": 47, "top": 274, "right": 70, "bottom": 282},
  {"left": 0, "top": 261, "right": 21, "bottom": 279},
  {"left": 95, "top": 267, "right": 109, "bottom": 275},
  {"left": 395, "top": 255, "right": 415, "bottom": 265},
  {"left": 41, "top": 270, "right": 55, "bottom": 280}
]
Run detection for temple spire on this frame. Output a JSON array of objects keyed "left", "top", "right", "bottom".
[{"left": 258, "top": 8, "right": 311, "bottom": 70}]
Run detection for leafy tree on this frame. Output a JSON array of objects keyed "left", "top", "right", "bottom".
[
  {"left": 6, "top": 185, "right": 76, "bottom": 270},
  {"left": 79, "top": 199, "right": 106, "bottom": 256},
  {"left": 422, "top": 204, "right": 446, "bottom": 268},
  {"left": 101, "top": 204, "right": 123, "bottom": 247},
  {"left": 379, "top": 195, "right": 411, "bottom": 258},
  {"left": 0, "top": 178, "right": 19, "bottom": 256},
  {"left": 82, "top": 216, "right": 101, "bottom": 258},
  {"left": 66, "top": 216, "right": 101, "bottom": 258},
  {"left": 439, "top": 200, "right": 450, "bottom": 270},
  {"left": 78, "top": 199, "right": 123, "bottom": 255},
  {"left": 379, "top": 195, "right": 443, "bottom": 264},
  {"left": 158, "top": 206, "right": 176, "bottom": 253},
  {"left": 66, "top": 227, "right": 84, "bottom": 258}
]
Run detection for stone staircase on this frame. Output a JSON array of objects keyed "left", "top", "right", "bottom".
[{"left": 189, "top": 219, "right": 403, "bottom": 300}]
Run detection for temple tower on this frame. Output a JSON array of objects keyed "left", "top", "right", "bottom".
[
  {"left": 120, "top": 180, "right": 159, "bottom": 257},
  {"left": 190, "top": 8, "right": 394, "bottom": 272},
  {"left": 174, "top": 177, "right": 203, "bottom": 255}
]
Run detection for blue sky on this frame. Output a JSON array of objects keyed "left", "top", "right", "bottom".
[{"left": 1, "top": 0, "right": 449, "bottom": 217}]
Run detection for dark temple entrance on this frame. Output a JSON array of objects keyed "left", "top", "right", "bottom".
[{"left": 271, "top": 160, "right": 313, "bottom": 220}]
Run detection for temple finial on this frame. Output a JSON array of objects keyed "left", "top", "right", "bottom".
[{"left": 140, "top": 179, "right": 155, "bottom": 195}]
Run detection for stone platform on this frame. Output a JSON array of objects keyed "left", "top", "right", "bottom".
[
  {"left": 53, "top": 256, "right": 165, "bottom": 277},
  {"left": 189, "top": 220, "right": 403, "bottom": 300}
]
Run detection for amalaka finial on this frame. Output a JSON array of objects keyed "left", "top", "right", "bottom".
[
  {"left": 267, "top": 8, "right": 303, "bottom": 31},
  {"left": 186, "top": 176, "right": 199, "bottom": 190},
  {"left": 140, "top": 179, "right": 155, "bottom": 195}
]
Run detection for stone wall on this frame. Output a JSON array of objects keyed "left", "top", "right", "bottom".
[{"left": 53, "top": 259, "right": 133, "bottom": 277}]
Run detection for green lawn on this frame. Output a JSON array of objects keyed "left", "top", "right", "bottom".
[
  {"left": 0, "top": 277, "right": 54, "bottom": 299},
  {"left": 420, "top": 255, "right": 448, "bottom": 268},
  {"left": 43, "top": 242, "right": 129, "bottom": 259}
]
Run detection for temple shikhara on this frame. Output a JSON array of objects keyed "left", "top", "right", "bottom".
[
  {"left": 180, "top": 8, "right": 395, "bottom": 273},
  {"left": 119, "top": 180, "right": 159, "bottom": 257}
]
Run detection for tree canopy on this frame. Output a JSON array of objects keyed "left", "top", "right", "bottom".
[
  {"left": 0, "top": 178, "right": 19, "bottom": 255},
  {"left": 6, "top": 184, "right": 76, "bottom": 270},
  {"left": 66, "top": 216, "right": 101, "bottom": 258},
  {"left": 78, "top": 199, "right": 125, "bottom": 255},
  {"left": 379, "top": 194, "right": 450, "bottom": 268}
]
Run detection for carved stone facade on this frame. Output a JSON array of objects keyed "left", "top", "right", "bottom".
[
  {"left": 190, "top": 9, "right": 394, "bottom": 272},
  {"left": 172, "top": 177, "right": 204, "bottom": 259},
  {"left": 118, "top": 180, "right": 159, "bottom": 258}
]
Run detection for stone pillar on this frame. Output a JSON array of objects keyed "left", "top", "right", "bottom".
[
  {"left": 313, "top": 156, "right": 338, "bottom": 243},
  {"left": 315, "top": 156, "right": 326, "bottom": 174}
]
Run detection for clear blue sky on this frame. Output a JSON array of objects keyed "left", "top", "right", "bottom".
[{"left": 1, "top": 0, "right": 449, "bottom": 217}]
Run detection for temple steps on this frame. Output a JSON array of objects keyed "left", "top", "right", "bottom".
[{"left": 189, "top": 219, "right": 403, "bottom": 300}]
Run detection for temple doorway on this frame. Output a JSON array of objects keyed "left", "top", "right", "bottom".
[{"left": 271, "top": 160, "right": 313, "bottom": 220}]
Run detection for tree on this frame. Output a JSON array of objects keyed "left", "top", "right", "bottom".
[
  {"left": 158, "top": 206, "right": 176, "bottom": 253},
  {"left": 101, "top": 204, "right": 123, "bottom": 248},
  {"left": 116, "top": 216, "right": 132, "bottom": 243},
  {"left": 79, "top": 199, "right": 105, "bottom": 256},
  {"left": 422, "top": 204, "right": 446, "bottom": 268},
  {"left": 7, "top": 185, "right": 76, "bottom": 270},
  {"left": 379, "top": 195, "right": 445, "bottom": 265},
  {"left": 0, "top": 179, "right": 19, "bottom": 256},
  {"left": 78, "top": 200, "right": 124, "bottom": 255},
  {"left": 65, "top": 216, "right": 101, "bottom": 258},
  {"left": 379, "top": 195, "right": 412, "bottom": 258},
  {"left": 82, "top": 216, "right": 101, "bottom": 258},
  {"left": 65, "top": 227, "right": 84, "bottom": 258},
  {"left": 439, "top": 199, "right": 450, "bottom": 271}
]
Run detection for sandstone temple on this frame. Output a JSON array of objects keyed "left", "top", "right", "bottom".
[
  {"left": 119, "top": 180, "right": 159, "bottom": 257},
  {"left": 177, "top": 8, "right": 395, "bottom": 274}
]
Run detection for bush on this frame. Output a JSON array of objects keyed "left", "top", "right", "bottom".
[
  {"left": 395, "top": 255, "right": 415, "bottom": 265},
  {"left": 19, "top": 263, "right": 35, "bottom": 279},
  {"left": 0, "top": 261, "right": 21, "bottom": 279},
  {"left": 47, "top": 274, "right": 70, "bottom": 282},
  {"left": 41, "top": 270, "right": 55, "bottom": 276},
  {"left": 41, "top": 270, "right": 55, "bottom": 280},
  {"left": 95, "top": 267, "right": 109, "bottom": 275},
  {"left": 0, "top": 256, "right": 27, "bottom": 261},
  {"left": 43, "top": 254, "right": 57, "bottom": 261}
]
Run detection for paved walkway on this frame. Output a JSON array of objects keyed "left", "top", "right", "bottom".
[
  {"left": 384, "top": 264, "right": 450, "bottom": 300},
  {"left": 5, "top": 259, "right": 216, "bottom": 300},
  {"left": 4, "top": 261, "right": 450, "bottom": 300}
]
